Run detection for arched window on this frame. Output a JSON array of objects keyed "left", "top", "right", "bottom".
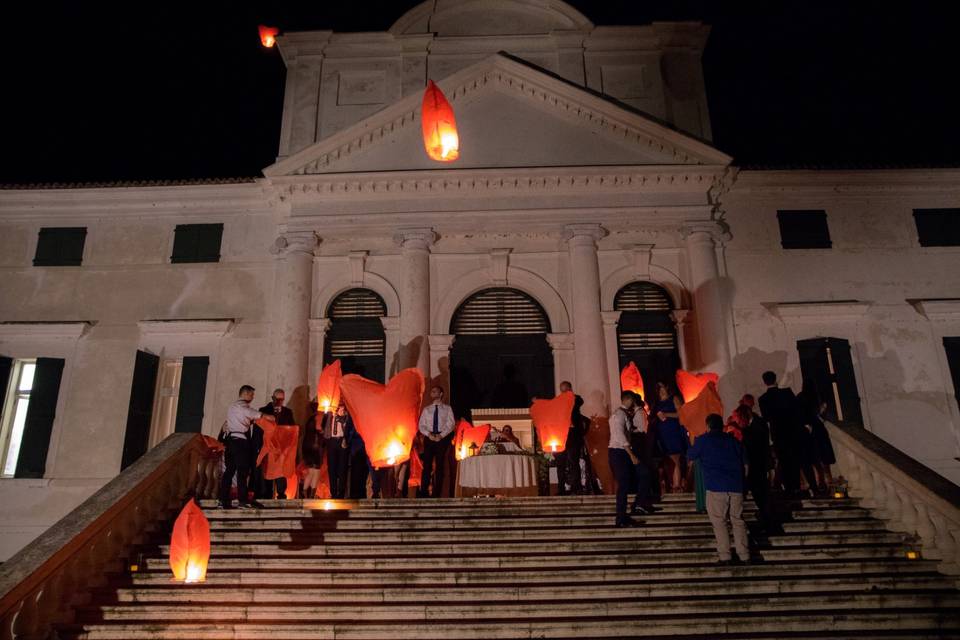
[
  {"left": 451, "top": 288, "right": 551, "bottom": 335},
  {"left": 324, "top": 288, "right": 387, "bottom": 383},
  {"left": 614, "top": 281, "right": 679, "bottom": 397}
]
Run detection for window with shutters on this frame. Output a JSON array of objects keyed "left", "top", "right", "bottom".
[
  {"left": 451, "top": 288, "right": 550, "bottom": 336},
  {"left": 0, "top": 360, "right": 36, "bottom": 477},
  {"left": 914, "top": 209, "right": 960, "bottom": 247},
  {"left": 325, "top": 289, "right": 387, "bottom": 383},
  {"left": 34, "top": 227, "right": 87, "bottom": 266},
  {"left": 776, "top": 210, "right": 832, "bottom": 249},
  {"left": 170, "top": 223, "right": 223, "bottom": 263},
  {"left": 614, "top": 282, "right": 680, "bottom": 397}
]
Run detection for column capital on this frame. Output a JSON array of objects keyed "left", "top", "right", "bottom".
[
  {"left": 670, "top": 309, "right": 691, "bottom": 326},
  {"left": 274, "top": 230, "right": 320, "bottom": 256},
  {"left": 428, "top": 333, "right": 456, "bottom": 351},
  {"left": 308, "top": 317, "right": 331, "bottom": 333},
  {"left": 546, "top": 332, "right": 575, "bottom": 350},
  {"left": 394, "top": 227, "right": 437, "bottom": 250},
  {"left": 563, "top": 223, "right": 608, "bottom": 245},
  {"left": 680, "top": 220, "right": 731, "bottom": 245},
  {"left": 380, "top": 316, "right": 401, "bottom": 332},
  {"left": 600, "top": 310, "right": 622, "bottom": 327}
]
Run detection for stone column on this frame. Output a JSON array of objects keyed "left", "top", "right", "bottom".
[
  {"left": 394, "top": 228, "right": 436, "bottom": 376},
  {"left": 546, "top": 333, "right": 576, "bottom": 393},
  {"left": 564, "top": 223, "right": 609, "bottom": 416},
  {"left": 428, "top": 334, "right": 456, "bottom": 396},
  {"left": 682, "top": 222, "right": 731, "bottom": 374},
  {"left": 601, "top": 311, "right": 622, "bottom": 410},
  {"left": 670, "top": 309, "right": 691, "bottom": 369},
  {"left": 380, "top": 316, "right": 401, "bottom": 379},
  {"left": 272, "top": 231, "right": 318, "bottom": 419},
  {"left": 307, "top": 317, "right": 331, "bottom": 391}
]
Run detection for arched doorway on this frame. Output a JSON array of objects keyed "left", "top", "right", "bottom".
[
  {"left": 449, "top": 288, "right": 554, "bottom": 419},
  {"left": 324, "top": 288, "right": 387, "bottom": 383},
  {"left": 615, "top": 281, "right": 680, "bottom": 400}
]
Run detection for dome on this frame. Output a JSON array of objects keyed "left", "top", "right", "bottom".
[{"left": 389, "top": 0, "right": 593, "bottom": 36}]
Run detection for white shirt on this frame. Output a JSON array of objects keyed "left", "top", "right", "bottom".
[
  {"left": 418, "top": 402, "right": 456, "bottom": 439},
  {"left": 608, "top": 406, "right": 633, "bottom": 450},
  {"left": 224, "top": 399, "right": 262, "bottom": 439},
  {"left": 631, "top": 409, "right": 647, "bottom": 434}
]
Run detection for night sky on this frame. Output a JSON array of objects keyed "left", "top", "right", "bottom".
[{"left": 1, "top": 1, "right": 956, "bottom": 184}]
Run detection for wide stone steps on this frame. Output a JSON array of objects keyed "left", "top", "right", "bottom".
[{"left": 60, "top": 494, "right": 960, "bottom": 639}]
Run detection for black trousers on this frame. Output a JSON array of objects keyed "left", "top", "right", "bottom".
[
  {"left": 419, "top": 433, "right": 453, "bottom": 498},
  {"left": 348, "top": 449, "right": 369, "bottom": 499},
  {"left": 565, "top": 428, "right": 584, "bottom": 494},
  {"left": 747, "top": 467, "right": 773, "bottom": 527},
  {"left": 220, "top": 437, "right": 252, "bottom": 506},
  {"left": 608, "top": 448, "right": 635, "bottom": 524},
  {"left": 327, "top": 437, "right": 349, "bottom": 499},
  {"left": 632, "top": 459, "right": 653, "bottom": 509}
]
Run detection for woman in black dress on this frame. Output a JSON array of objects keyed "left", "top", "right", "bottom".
[{"left": 798, "top": 380, "right": 836, "bottom": 492}]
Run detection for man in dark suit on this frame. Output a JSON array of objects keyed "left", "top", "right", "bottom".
[
  {"left": 557, "top": 381, "right": 587, "bottom": 495},
  {"left": 255, "top": 388, "right": 296, "bottom": 499},
  {"left": 757, "top": 372, "right": 816, "bottom": 497}
]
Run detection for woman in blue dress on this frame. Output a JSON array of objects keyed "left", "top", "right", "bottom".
[{"left": 653, "top": 382, "right": 687, "bottom": 493}]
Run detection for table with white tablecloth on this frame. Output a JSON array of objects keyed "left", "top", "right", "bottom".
[{"left": 455, "top": 454, "right": 539, "bottom": 497}]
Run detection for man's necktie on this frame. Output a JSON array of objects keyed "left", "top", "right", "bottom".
[{"left": 432, "top": 405, "right": 440, "bottom": 435}]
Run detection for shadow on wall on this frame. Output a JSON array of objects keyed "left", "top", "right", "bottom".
[
  {"left": 427, "top": 355, "right": 450, "bottom": 408},
  {"left": 725, "top": 347, "right": 790, "bottom": 409},
  {"left": 288, "top": 384, "right": 311, "bottom": 427},
  {"left": 398, "top": 336, "right": 424, "bottom": 375}
]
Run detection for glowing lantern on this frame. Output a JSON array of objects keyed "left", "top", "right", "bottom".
[
  {"left": 255, "top": 419, "right": 300, "bottom": 497},
  {"left": 676, "top": 369, "right": 720, "bottom": 404},
  {"left": 678, "top": 381, "right": 724, "bottom": 442},
  {"left": 620, "top": 362, "right": 645, "bottom": 402},
  {"left": 421, "top": 80, "right": 459, "bottom": 162},
  {"left": 453, "top": 419, "right": 491, "bottom": 461},
  {"left": 316, "top": 359, "right": 343, "bottom": 414},
  {"left": 340, "top": 368, "right": 425, "bottom": 469},
  {"left": 258, "top": 25, "right": 279, "bottom": 48},
  {"left": 530, "top": 391, "right": 575, "bottom": 453},
  {"left": 169, "top": 499, "right": 210, "bottom": 583},
  {"left": 408, "top": 448, "right": 423, "bottom": 488}
]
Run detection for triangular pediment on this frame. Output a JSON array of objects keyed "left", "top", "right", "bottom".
[{"left": 264, "top": 54, "right": 731, "bottom": 177}]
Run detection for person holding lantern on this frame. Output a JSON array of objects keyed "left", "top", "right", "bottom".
[
  {"left": 325, "top": 404, "right": 353, "bottom": 499},
  {"left": 218, "top": 385, "right": 275, "bottom": 510},
  {"left": 256, "top": 388, "right": 296, "bottom": 499},
  {"left": 417, "top": 385, "right": 456, "bottom": 498},
  {"left": 608, "top": 390, "right": 645, "bottom": 527}
]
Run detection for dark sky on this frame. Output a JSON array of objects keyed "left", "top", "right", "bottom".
[{"left": 1, "top": 1, "right": 956, "bottom": 184}]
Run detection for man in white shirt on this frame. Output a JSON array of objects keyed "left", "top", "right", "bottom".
[
  {"left": 219, "top": 385, "right": 275, "bottom": 509},
  {"left": 417, "top": 385, "right": 456, "bottom": 498},
  {"left": 608, "top": 391, "right": 642, "bottom": 527}
]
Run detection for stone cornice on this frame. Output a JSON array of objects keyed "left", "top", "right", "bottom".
[
  {"left": 910, "top": 299, "right": 960, "bottom": 321},
  {"left": 138, "top": 319, "right": 235, "bottom": 337},
  {"left": 765, "top": 301, "right": 872, "bottom": 322},
  {"left": 730, "top": 168, "right": 960, "bottom": 196},
  {"left": 0, "top": 321, "right": 94, "bottom": 339}
]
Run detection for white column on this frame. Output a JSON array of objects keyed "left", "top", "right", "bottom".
[
  {"left": 601, "top": 310, "right": 622, "bottom": 411},
  {"left": 682, "top": 222, "right": 732, "bottom": 374},
  {"left": 271, "top": 231, "right": 318, "bottom": 416},
  {"left": 428, "top": 334, "right": 456, "bottom": 396},
  {"left": 546, "top": 333, "right": 576, "bottom": 393},
  {"left": 670, "top": 309, "right": 691, "bottom": 369},
  {"left": 380, "top": 316, "right": 401, "bottom": 379},
  {"left": 563, "top": 223, "right": 609, "bottom": 416},
  {"left": 307, "top": 317, "right": 331, "bottom": 392},
  {"left": 394, "top": 228, "right": 436, "bottom": 376}
]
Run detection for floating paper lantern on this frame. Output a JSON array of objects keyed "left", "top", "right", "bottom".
[
  {"left": 421, "top": 80, "right": 459, "bottom": 162},
  {"left": 169, "top": 499, "right": 210, "bottom": 583},
  {"left": 256, "top": 420, "right": 300, "bottom": 496},
  {"left": 453, "top": 419, "right": 491, "bottom": 461},
  {"left": 340, "top": 368, "right": 426, "bottom": 469},
  {"left": 258, "top": 25, "right": 279, "bottom": 48},
  {"left": 620, "top": 362, "right": 645, "bottom": 402},
  {"left": 316, "top": 359, "right": 343, "bottom": 414},
  {"left": 530, "top": 391, "right": 575, "bottom": 453},
  {"left": 675, "top": 369, "right": 720, "bottom": 404},
  {"left": 678, "top": 381, "right": 724, "bottom": 442}
]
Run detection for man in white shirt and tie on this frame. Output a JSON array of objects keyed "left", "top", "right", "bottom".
[{"left": 417, "top": 385, "right": 456, "bottom": 498}]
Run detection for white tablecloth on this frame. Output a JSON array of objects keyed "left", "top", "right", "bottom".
[{"left": 457, "top": 454, "right": 538, "bottom": 491}]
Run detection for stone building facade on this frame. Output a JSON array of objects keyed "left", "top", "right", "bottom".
[{"left": 0, "top": 0, "right": 958, "bottom": 559}]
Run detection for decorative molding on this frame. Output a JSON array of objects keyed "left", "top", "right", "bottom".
[
  {"left": 910, "top": 299, "right": 960, "bottom": 321},
  {"left": 137, "top": 319, "right": 235, "bottom": 337},
  {"left": 379, "top": 316, "right": 401, "bottom": 332},
  {"left": 546, "top": 332, "right": 575, "bottom": 350},
  {"left": 600, "top": 310, "right": 622, "bottom": 327},
  {"left": 766, "top": 301, "right": 871, "bottom": 322},
  {"left": 670, "top": 309, "right": 691, "bottom": 326},
  {"left": 563, "top": 223, "right": 608, "bottom": 244},
  {"left": 680, "top": 220, "right": 731, "bottom": 244},
  {"left": 394, "top": 227, "right": 437, "bottom": 250},
  {"left": 628, "top": 244, "right": 655, "bottom": 279},
  {"left": 0, "top": 321, "right": 93, "bottom": 339},
  {"left": 427, "top": 334, "right": 457, "bottom": 352},
  {"left": 348, "top": 251, "right": 368, "bottom": 286},
  {"left": 308, "top": 318, "right": 331, "bottom": 334},
  {"left": 277, "top": 230, "right": 320, "bottom": 256},
  {"left": 489, "top": 248, "right": 512, "bottom": 286}
]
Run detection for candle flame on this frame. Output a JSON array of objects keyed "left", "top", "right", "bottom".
[
  {"left": 184, "top": 561, "right": 204, "bottom": 583},
  {"left": 259, "top": 25, "right": 279, "bottom": 48}
]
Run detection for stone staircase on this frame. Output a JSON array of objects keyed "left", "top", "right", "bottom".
[{"left": 61, "top": 494, "right": 960, "bottom": 639}]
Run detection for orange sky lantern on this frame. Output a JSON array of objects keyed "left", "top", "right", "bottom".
[
  {"left": 530, "top": 391, "right": 575, "bottom": 453},
  {"left": 256, "top": 419, "right": 300, "bottom": 498},
  {"left": 316, "top": 359, "right": 343, "bottom": 413},
  {"left": 453, "top": 419, "right": 491, "bottom": 460},
  {"left": 340, "top": 368, "right": 425, "bottom": 469},
  {"left": 620, "top": 361, "right": 645, "bottom": 401},
  {"left": 169, "top": 499, "right": 210, "bottom": 583},
  {"left": 678, "top": 380, "right": 724, "bottom": 442},
  {"left": 258, "top": 25, "right": 279, "bottom": 48},
  {"left": 421, "top": 80, "right": 459, "bottom": 162},
  {"left": 675, "top": 369, "right": 720, "bottom": 404}
]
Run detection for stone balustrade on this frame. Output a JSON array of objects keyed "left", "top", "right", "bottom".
[
  {"left": 0, "top": 433, "right": 221, "bottom": 640},
  {"left": 828, "top": 421, "right": 960, "bottom": 575}
]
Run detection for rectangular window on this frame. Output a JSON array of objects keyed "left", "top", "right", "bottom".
[
  {"left": 1, "top": 360, "right": 36, "bottom": 477},
  {"left": 914, "top": 209, "right": 960, "bottom": 247},
  {"left": 33, "top": 227, "right": 87, "bottom": 266},
  {"left": 171, "top": 223, "right": 223, "bottom": 263},
  {"left": 776, "top": 210, "right": 832, "bottom": 249}
]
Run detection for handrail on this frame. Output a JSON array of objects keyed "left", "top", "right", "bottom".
[
  {"left": 828, "top": 421, "right": 960, "bottom": 574},
  {"left": 0, "top": 432, "right": 223, "bottom": 640}
]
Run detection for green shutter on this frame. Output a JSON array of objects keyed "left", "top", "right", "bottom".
[
  {"left": 174, "top": 356, "right": 209, "bottom": 433},
  {"left": 15, "top": 358, "right": 65, "bottom": 478},
  {"left": 120, "top": 350, "right": 160, "bottom": 470}
]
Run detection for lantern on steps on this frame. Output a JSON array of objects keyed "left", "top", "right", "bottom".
[
  {"left": 169, "top": 499, "right": 210, "bottom": 583},
  {"left": 316, "top": 359, "right": 343, "bottom": 414},
  {"left": 675, "top": 369, "right": 720, "bottom": 404},
  {"left": 258, "top": 25, "right": 279, "bottom": 48},
  {"left": 620, "top": 362, "right": 645, "bottom": 402},
  {"left": 340, "top": 368, "right": 425, "bottom": 468},
  {"left": 421, "top": 80, "right": 459, "bottom": 162},
  {"left": 453, "top": 419, "right": 491, "bottom": 460},
  {"left": 530, "top": 391, "right": 576, "bottom": 453}
]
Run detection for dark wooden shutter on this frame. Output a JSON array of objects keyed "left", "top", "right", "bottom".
[
  {"left": 34, "top": 227, "right": 87, "bottom": 266},
  {"left": 0, "top": 357, "right": 11, "bottom": 419},
  {"left": 15, "top": 358, "right": 65, "bottom": 478},
  {"left": 914, "top": 209, "right": 960, "bottom": 247},
  {"left": 120, "top": 350, "right": 160, "bottom": 470},
  {"left": 174, "top": 356, "right": 209, "bottom": 433},
  {"left": 776, "top": 210, "right": 832, "bottom": 249},
  {"left": 326, "top": 289, "right": 387, "bottom": 383},
  {"left": 944, "top": 338, "right": 960, "bottom": 412},
  {"left": 171, "top": 224, "right": 223, "bottom": 263},
  {"left": 797, "top": 337, "right": 863, "bottom": 427}
]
